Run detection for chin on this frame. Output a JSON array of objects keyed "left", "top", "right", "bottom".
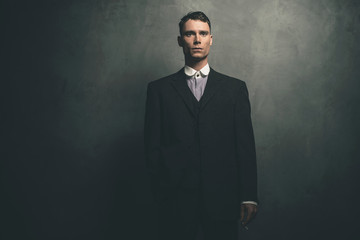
[{"left": 190, "top": 53, "right": 205, "bottom": 58}]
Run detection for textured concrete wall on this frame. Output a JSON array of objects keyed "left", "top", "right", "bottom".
[{"left": 2, "top": 0, "right": 360, "bottom": 239}]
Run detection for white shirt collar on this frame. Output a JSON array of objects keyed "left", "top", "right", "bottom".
[{"left": 184, "top": 63, "right": 210, "bottom": 77}]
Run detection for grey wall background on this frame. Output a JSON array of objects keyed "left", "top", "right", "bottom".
[{"left": 2, "top": 0, "right": 360, "bottom": 239}]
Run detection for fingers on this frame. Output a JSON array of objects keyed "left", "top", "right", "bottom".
[
  {"left": 240, "top": 204, "right": 245, "bottom": 222},
  {"left": 241, "top": 204, "right": 258, "bottom": 226}
]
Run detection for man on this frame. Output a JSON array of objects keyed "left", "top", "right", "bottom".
[{"left": 144, "top": 11, "right": 258, "bottom": 240}]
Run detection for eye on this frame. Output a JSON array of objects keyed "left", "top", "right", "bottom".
[
  {"left": 184, "top": 32, "right": 195, "bottom": 37},
  {"left": 200, "top": 32, "right": 208, "bottom": 36}
]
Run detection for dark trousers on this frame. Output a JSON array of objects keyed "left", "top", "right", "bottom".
[{"left": 156, "top": 187, "right": 238, "bottom": 240}]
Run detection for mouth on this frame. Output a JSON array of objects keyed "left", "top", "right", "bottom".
[{"left": 192, "top": 48, "right": 202, "bottom": 51}]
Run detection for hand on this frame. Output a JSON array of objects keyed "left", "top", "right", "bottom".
[{"left": 240, "top": 203, "right": 258, "bottom": 227}]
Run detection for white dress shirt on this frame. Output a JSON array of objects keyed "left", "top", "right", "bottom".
[{"left": 185, "top": 64, "right": 210, "bottom": 101}]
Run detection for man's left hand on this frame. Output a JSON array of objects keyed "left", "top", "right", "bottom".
[{"left": 240, "top": 203, "right": 258, "bottom": 227}]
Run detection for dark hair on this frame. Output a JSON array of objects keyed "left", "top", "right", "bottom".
[{"left": 178, "top": 11, "right": 211, "bottom": 36}]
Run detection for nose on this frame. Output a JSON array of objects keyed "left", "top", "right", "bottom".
[{"left": 194, "top": 33, "right": 201, "bottom": 44}]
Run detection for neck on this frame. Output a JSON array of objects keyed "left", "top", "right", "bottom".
[{"left": 185, "top": 57, "right": 208, "bottom": 71}]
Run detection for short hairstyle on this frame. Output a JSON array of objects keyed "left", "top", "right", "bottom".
[{"left": 178, "top": 11, "right": 211, "bottom": 36}]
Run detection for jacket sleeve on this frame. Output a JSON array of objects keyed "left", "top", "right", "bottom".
[
  {"left": 234, "top": 82, "right": 258, "bottom": 203},
  {"left": 144, "top": 82, "right": 162, "bottom": 176}
]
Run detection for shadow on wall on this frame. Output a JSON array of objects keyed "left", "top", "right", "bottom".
[{"left": 2, "top": 125, "right": 155, "bottom": 239}]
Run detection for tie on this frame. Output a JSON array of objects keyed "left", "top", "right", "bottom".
[{"left": 193, "top": 75, "right": 202, "bottom": 101}]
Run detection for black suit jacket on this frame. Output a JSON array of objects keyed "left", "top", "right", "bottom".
[{"left": 144, "top": 68, "right": 258, "bottom": 220}]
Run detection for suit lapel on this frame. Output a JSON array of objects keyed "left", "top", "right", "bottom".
[
  {"left": 200, "top": 68, "right": 223, "bottom": 112},
  {"left": 170, "top": 67, "right": 224, "bottom": 117},
  {"left": 171, "top": 68, "right": 197, "bottom": 118}
]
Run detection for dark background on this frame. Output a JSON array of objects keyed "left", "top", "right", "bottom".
[{"left": 1, "top": 0, "right": 360, "bottom": 239}]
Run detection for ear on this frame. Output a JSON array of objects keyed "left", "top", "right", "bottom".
[
  {"left": 210, "top": 34, "right": 213, "bottom": 46},
  {"left": 177, "top": 36, "right": 183, "bottom": 47}
]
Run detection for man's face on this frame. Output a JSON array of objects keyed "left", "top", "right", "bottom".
[{"left": 178, "top": 19, "right": 213, "bottom": 61}]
